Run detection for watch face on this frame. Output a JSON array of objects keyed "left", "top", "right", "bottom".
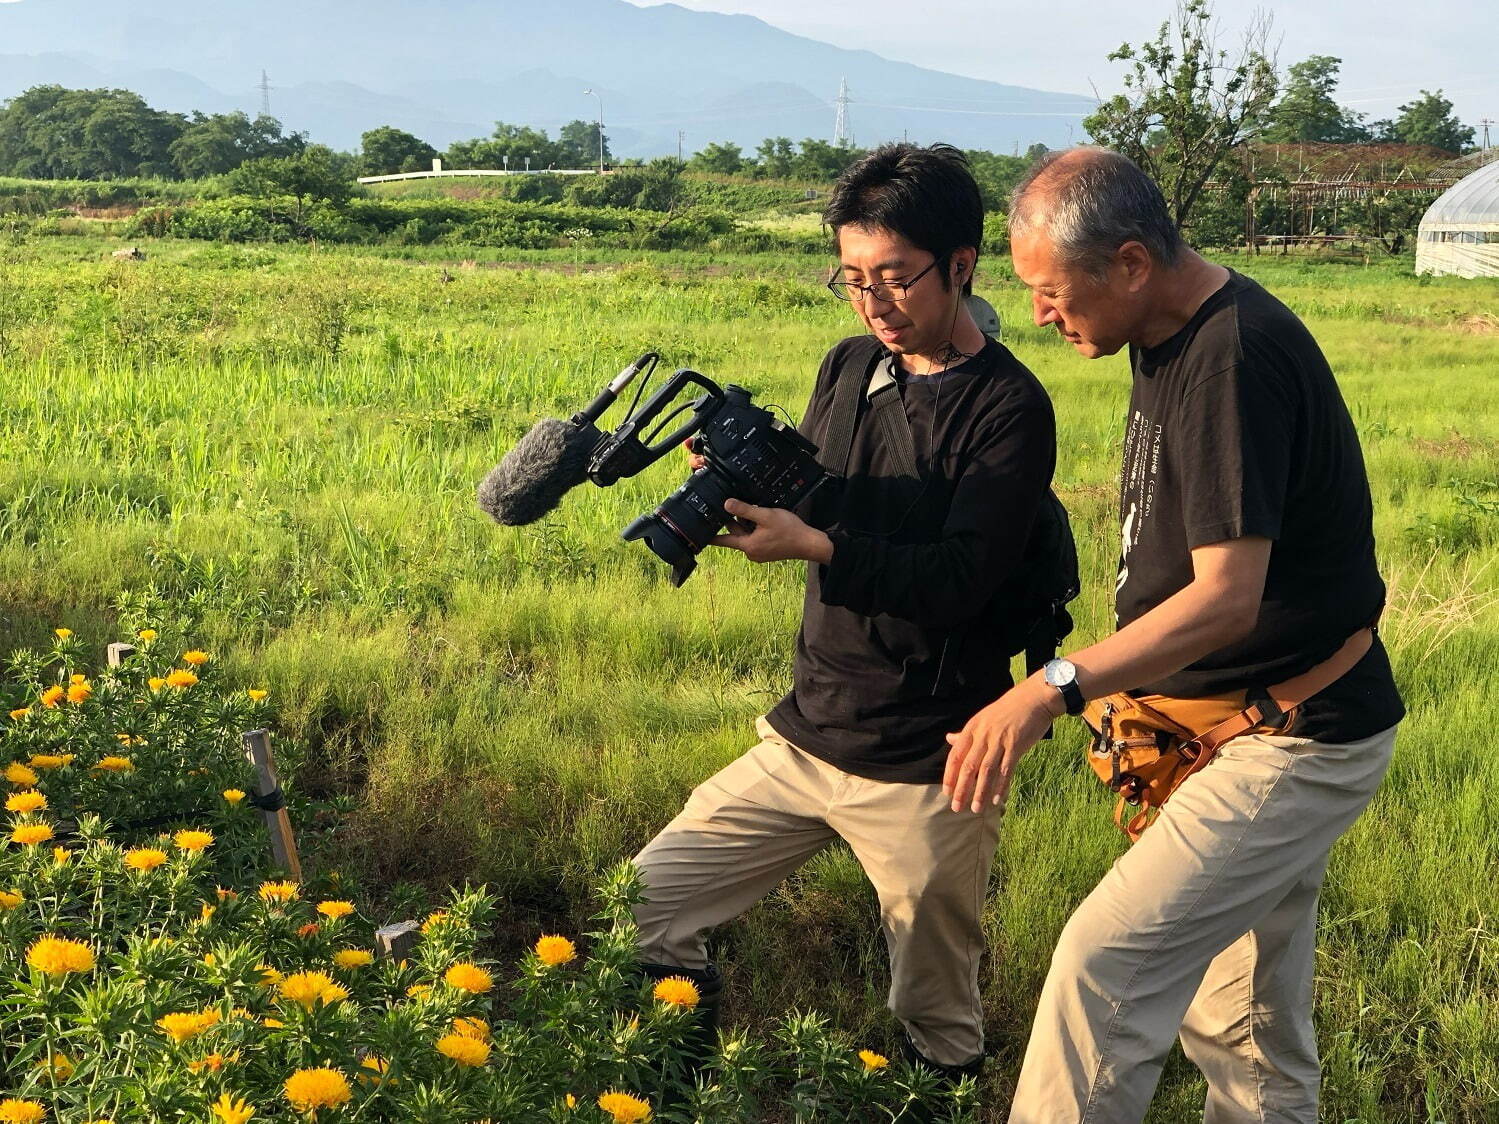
[{"left": 1045, "top": 659, "right": 1076, "bottom": 689}]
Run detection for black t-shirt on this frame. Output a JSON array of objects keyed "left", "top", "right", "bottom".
[
  {"left": 1117, "top": 270, "right": 1404, "bottom": 742},
  {"left": 766, "top": 334, "right": 1057, "bottom": 783}
]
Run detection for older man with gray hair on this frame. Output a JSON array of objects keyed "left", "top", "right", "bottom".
[{"left": 941, "top": 147, "right": 1403, "bottom": 1122}]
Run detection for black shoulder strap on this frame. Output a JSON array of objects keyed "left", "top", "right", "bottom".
[
  {"left": 818, "top": 343, "right": 882, "bottom": 478},
  {"left": 868, "top": 365, "right": 921, "bottom": 484}
]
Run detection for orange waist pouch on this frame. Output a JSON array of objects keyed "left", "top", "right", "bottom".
[{"left": 1082, "top": 628, "right": 1375, "bottom": 841}]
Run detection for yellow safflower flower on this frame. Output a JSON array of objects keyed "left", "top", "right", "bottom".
[
  {"left": 444, "top": 961, "right": 493, "bottom": 994},
  {"left": 262, "top": 1017, "right": 285, "bottom": 1028},
  {"left": 182, "top": 650, "right": 210, "bottom": 666},
  {"left": 452, "top": 1015, "right": 490, "bottom": 1041},
  {"left": 597, "top": 1091, "right": 652, "bottom": 1123},
  {"left": 165, "top": 669, "right": 198, "bottom": 689},
  {"left": 36, "top": 1052, "right": 73, "bottom": 1079},
  {"left": 11, "top": 823, "right": 54, "bottom": 846},
  {"left": 9, "top": 708, "right": 29, "bottom": 721},
  {"left": 4, "top": 762, "right": 38, "bottom": 787},
  {"left": 257, "top": 880, "right": 299, "bottom": 903},
  {"left": 652, "top": 976, "right": 701, "bottom": 1009},
  {"left": 247, "top": 689, "right": 269, "bottom": 701},
  {"left": 27, "top": 935, "right": 95, "bottom": 974},
  {"left": 257, "top": 964, "right": 283, "bottom": 987},
  {"left": 859, "top": 1049, "right": 889, "bottom": 1071},
  {"left": 174, "top": 829, "right": 214, "bottom": 852},
  {"left": 566, "top": 1094, "right": 577, "bottom": 1108},
  {"left": 137, "top": 629, "right": 158, "bottom": 642},
  {"left": 357, "top": 1056, "right": 393, "bottom": 1086},
  {"left": 53, "top": 847, "right": 70, "bottom": 865},
  {"left": 420, "top": 910, "right": 449, "bottom": 932},
  {"left": 283, "top": 1068, "right": 351, "bottom": 1113},
  {"left": 6, "top": 790, "right": 46, "bottom": 814},
  {"left": 188, "top": 1051, "right": 238, "bottom": 1073},
  {"left": 436, "top": 1033, "right": 490, "bottom": 1067},
  {"left": 124, "top": 848, "right": 167, "bottom": 872},
  {"left": 54, "top": 628, "right": 72, "bottom": 640},
  {"left": 277, "top": 970, "right": 348, "bottom": 1010},
  {"left": 156, "top": 1009, "right": 221, "bottom": 1043},
  {"left": 148, "top": 677, "right": 167, "bottom": 691},
  {"left": 93, "top": 756, "right": 135, "bottom": 773},
  {"left": 223, "top": 789, "right": 247, "bottom": 805},
  {"left": 57, "top": 753, "right": 74, "bottom": 766},
  {"left": 405, "top": 982, "right": 432, "bottom": 999},
  {"left": 66, "top": 683, "right": 92, "bottom": 704},
  {"left": 39, "top": 686, "right": 65, "bottom": 709},
  {"left": 0, "top": 1099, "right": 47, "bottom": 1123},
  {"left": 316, "top": 899, "right": 355, "bottom": 919},
  {"left": 535, "top": 934, "right": 577, "bottom": 967},
  {"left": 29, "top": 754, "right": 66, "bottom": 770},
  {"left": 333, "top": 949, "right": 373, "bottom": 970},
  {"left": 209, "top": 1094, "right": 254, "bottom": 1124},
  {"left": 0, "top": 889, "right": 23, "bottom": 910}
]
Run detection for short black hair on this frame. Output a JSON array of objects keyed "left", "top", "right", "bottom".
[{"left": 823, "top": 143, "right": 983, "bottom": 296}]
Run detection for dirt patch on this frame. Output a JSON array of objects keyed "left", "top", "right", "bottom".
[
  {"left": 72, "top": 205, "right": 142, "bottom": 220},
  {"left": 1456, "top": 314, "right": 1499, "bottom": 335},
  {"left": 1411, "top": 431, "right": 1489, "bottom": 459}
]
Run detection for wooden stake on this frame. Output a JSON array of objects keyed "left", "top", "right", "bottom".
[
  {"left": 242, "top": 729, "right": 302, "bottom": 881},
  {"left": 375, "top": 921, "right": 421, "bottom": 962},
  {"left": 106, "top": 643, "right": 136, "bottom": 667}
]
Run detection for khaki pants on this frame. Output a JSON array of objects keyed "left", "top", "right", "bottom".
[
  {"left": 1009, "top": 724, "right": 1398, "bottom": 1124},
  {"left": 632, "top": 718, "right": 1004, "bottom": 1066}
]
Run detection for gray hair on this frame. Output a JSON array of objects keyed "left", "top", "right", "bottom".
[{"left": 1009, "top": 148, "right": 1184, "bottom": 279}]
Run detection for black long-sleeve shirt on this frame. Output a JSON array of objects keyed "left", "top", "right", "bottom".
[{"left": 766, "top": 334, "right": 1057, "bottom": 782}]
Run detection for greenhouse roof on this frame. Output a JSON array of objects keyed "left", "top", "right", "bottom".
[{"left": 1421, "top": 159, "right": 1499, "bottom": 228}]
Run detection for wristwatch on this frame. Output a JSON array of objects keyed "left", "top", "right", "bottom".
[{"left": 1042, "top": 658, "right": 1085, "bottom": 716}]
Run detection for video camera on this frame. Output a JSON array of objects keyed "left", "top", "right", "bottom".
[{"left": 479, "top": 352, "right": 830, "bottom": 586}]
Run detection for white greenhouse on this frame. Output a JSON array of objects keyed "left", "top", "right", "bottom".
[{"left": 1416, "top": 158, "right": 1499, "bottom": 277}]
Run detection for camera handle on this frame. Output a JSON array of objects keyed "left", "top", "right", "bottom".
[{"left": 588, "top": 368, "right": 725, "bottom": 486}]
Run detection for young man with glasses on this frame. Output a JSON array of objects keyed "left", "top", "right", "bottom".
[{"left": 630, "top": 143, "right": 1058, "bottom": 1082}]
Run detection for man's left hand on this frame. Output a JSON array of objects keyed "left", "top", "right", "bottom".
[
  {"left": 943, "top": 676, "right": 1063, "bottom": 813},
  {"left": 711, "top": 499, "right": 834, "bottom": 565}
]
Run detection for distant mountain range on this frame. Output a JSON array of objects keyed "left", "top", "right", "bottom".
[{"left": 0, "top": 0, "right": 1096, "bottom": 157}]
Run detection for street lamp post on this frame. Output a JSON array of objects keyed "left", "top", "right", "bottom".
[{"left": 582, "top": 88, "right": 604, "bottom": 174}]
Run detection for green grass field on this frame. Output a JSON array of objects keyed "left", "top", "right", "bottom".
[{"left": 1, "top": 230, "right": 1495, "bottom": 1121}]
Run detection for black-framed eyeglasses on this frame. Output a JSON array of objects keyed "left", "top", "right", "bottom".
[{"left": 826, "top": 257, "right": 941, "bottom": 303}]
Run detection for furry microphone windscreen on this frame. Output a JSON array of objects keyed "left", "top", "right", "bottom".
[{"left": 477, "top": 417, "right": 599, "bottom": 526}]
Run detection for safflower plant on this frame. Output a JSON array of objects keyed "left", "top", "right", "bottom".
[{"left": 1, "top": 632, "right": 976, "bottom": 1121}]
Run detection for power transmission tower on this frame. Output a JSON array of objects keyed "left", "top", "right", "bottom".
[
  {"left": 259, "top": 70, "right": 272, "bottom": 117},
  {"left": 678, "top": 130, "right": 685, "bottom": 162},
  {"left": 833, "top": 78, "right": 851, "bottom": 146},
  {"left": 1481, "top": 118, "right": 1494, "bottom": 164}
]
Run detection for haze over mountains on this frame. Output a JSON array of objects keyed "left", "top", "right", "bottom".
[{"left": 0, "top": 0, "right": 1095, "bottom": 157}]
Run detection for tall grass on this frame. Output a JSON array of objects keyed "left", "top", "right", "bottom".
[{"left": 1, "top": 231, "right": 1496, "bottom": 1120}]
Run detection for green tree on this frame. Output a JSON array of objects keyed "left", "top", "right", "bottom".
[
  {"left": 1261, "top": 56, "right": 1368, "bottom": 143},
  {"left": 0, "top": 85, "right": 184, "bottom": 179},
  {"left": 965, "top": 149, "right": 1032, "bottom": 210},
  {"left": 359, "top": 126, "right": 438, "bottom": 176},
  {"left": 225, "top": 145, "right": 352, "bottom": 226},
  {"left": 170, "top": 112, "right": 303, "bottom": 178},
  {"left": 689, "top": 141, "right": 745, "bottom": 175},
  {"left": 558, "top": 119, "right": 610, "bottom": 169},
  {"left": 446, "top": 123, "right": 561, "bottom": 171},
  {"left": 1084, "top": 0, "right": 1277, "bottom": 229},
  {"left": 791, "top": 138, "right": 864, "bottom": 180},
  {"left": 1383, "top": 90, "right": 1474, "bottom": 153},
  {"left": 753, "top": 137, "right": 795, "bottom": 179}
]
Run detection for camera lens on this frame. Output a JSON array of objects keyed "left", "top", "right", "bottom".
[{"left": 621, "top": 513, "right": 698, "bottom": 587}]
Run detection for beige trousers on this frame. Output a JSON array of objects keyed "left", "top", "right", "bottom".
[
  {"left": 1009, "top": 724, "right": 1398, "bottom": 1124},
  {"left": 632, "top": 718, "right": 1005, "bottom": 1066}
]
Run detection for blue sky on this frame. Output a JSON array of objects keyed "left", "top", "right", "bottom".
[{"left": 631, "top": 0, "right": 1497, "bottom": 144}]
